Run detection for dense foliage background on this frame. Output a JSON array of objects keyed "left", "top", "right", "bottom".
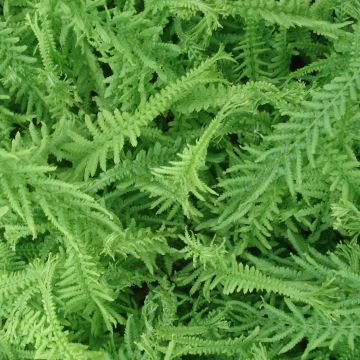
[{"left": 1, "top": 0, "right": 360, "bottom": 359}]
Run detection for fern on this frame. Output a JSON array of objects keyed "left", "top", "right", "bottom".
[{"left": 0, "top": 1, "right": 360, "bottom": 359}]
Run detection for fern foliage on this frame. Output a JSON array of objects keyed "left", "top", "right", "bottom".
[{"left": 0, "top": 0, "right": 360, "bottom": 359}]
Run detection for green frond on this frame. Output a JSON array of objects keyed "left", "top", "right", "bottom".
[
  {"left": 230, "top": 0, "right": 350, "bottom": 38},
  {"left": 67, "top": 48, "right": 231, "bottom": 179},
  {"left": 103, "top": 222, "right": 173, "bottom": 274},
  {"left": 332, "top": 200, "right": 360, "bottom": 237},
  {"left": 146, "top": 107, "right": 229, "bottom": 217},
  {"left": 57, "top": 239, "right": 123, "bottom": 333},
  {"left": 179, "top": 229, "right": 227, "bottom": 269},
  {"left": 216, "top": 41, "right": 360, "bottom": 229},
  {"left": 234, "top": 20, "right": 270, "bottom": 81}
]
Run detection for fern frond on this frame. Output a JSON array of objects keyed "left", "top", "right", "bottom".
[
  {"left": 217, "top": 46, "right": 360, "bottom": 228},
  {"left": 66, "top": 48, "right": 232, "bottom": 179},
  {"left": 102, "top": 222, "right": 173, "bottom": 274},
  {"left": 57, "top": 238, "right": 123, "bottom": 333},
  {"left": 230, "top": 0, "right": 350, "bottom": 38},
  {"left": 234, "top": 20, "right": 270, "bottom": 81}
]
